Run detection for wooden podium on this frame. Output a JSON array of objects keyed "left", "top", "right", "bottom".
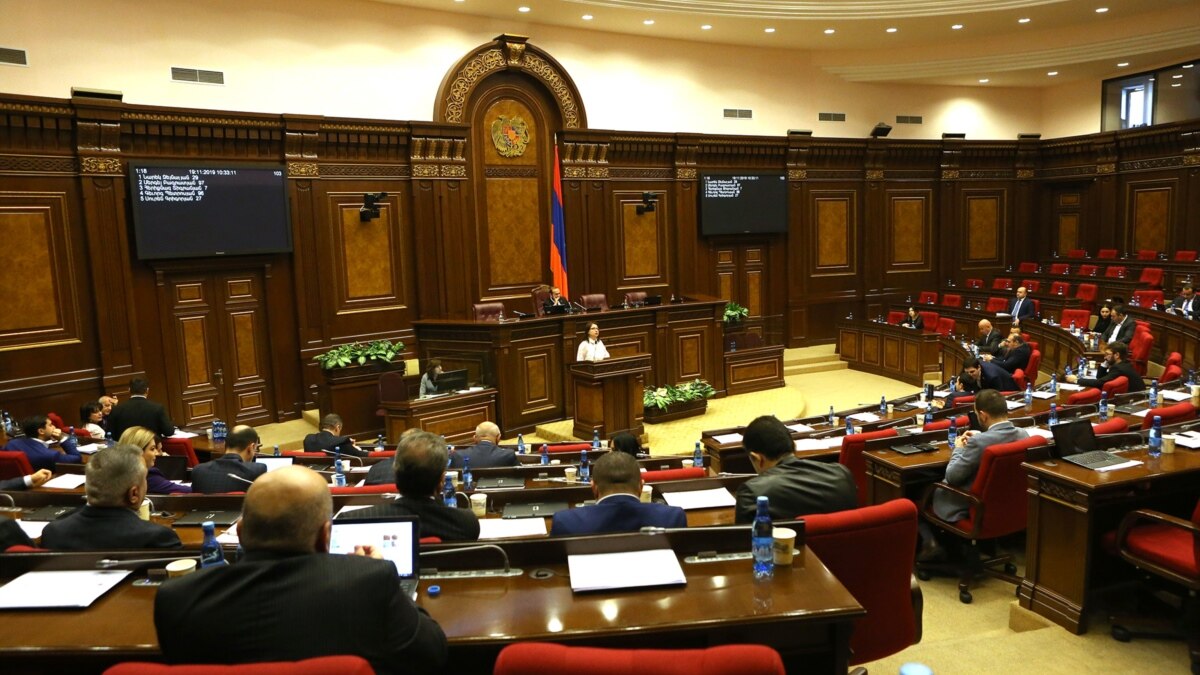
[{"left": 570, "top": 354, "right": 652, "bottom": 440}]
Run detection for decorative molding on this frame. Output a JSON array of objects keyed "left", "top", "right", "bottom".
[
  {"left": 441, "top": 165, "right": 467, "bottom": 178},
  {"left": 1183, "top": 155, "right": 1200, "bottom": 166},
  {"left": 321, "top": 164, "right": 411, "bottom": 178},
  {"left": 867, "top": 169, "right": 885, "bottom": 180},
  {"left": 321, "top": 123, "right": 411, "bottom": 134},
  {"left": 484, "top": 166, "right": 538, "bottom": 178},
  {"left": 123, "top": 112, "right": 282, "bottom": 128},
  {"left": 1096, "top": 162, "right": 1116, "bottom": 174},
  {"left": 1039, "top": 165, "right": 1095, "bottom": 178},
  {"left": 805, "top": 170, "right": 862, "bottom": 180},
  {"left": 80, "top": 156, "right": 121, "bottom": 174},
  {"left": 959, "top": 169, "right": 1014, "bottom": 179},
  {"left": 0, "top": 155, "right": 77, "bottom": 174},
  {"left": 940, "top": 169, "right": 959, "bottom": 180},
  {"left": 610, "top": 167, "right": 672, "bottom": 179},
  {"left": 440, "top": 38, "right": 584, "bottom": 129},
  {"left": 586, "top": 167, "right": 609, "bottom": 179},
  {"left": 287, "top": 162, "right": 319, "bottom": 177},
  {"left": 563, "top": 167, "right": 586, "bottom": 179},
  {"left": 0, "top": 101, "right": 73, "bottom": 116},
  {"left": 490, "top": 115, "right": 530, "bottom": 158},
  {"left": 1120, "top": 157, "right": 1182, "bottom": 172},
  {"left": 676, "top": 168, "right": 697, "bottom": 180},
  {"left": 787, "top": 169, "right": 807, "bottom": 180},
  {"left": 412, "top": 164, "right": 440, "bottom": 178},
  {"left": 1038, "top": 480, "right": 1085, "bottom": 507},
  {"left": 518, "top": 52, "right": 581, "bottom": 129},
  {"left": 1017, "top": 169, "right": 1035, "bottom": 179}
]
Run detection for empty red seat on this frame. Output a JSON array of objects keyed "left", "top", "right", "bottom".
[
  {"left": 1173, "top": 250, "right": 1197, "bottom": 262},
  {"left": 1105, "top": 266, "right": 1127, "bottom": 278},
  {"left": 1160, "top": 365, "right": 1183, "bottom": 384},
  {"left": 1021, "top": 279, "right": 1041, "bottom": 293},
  {"left": 1074, "top": 283, "right": 1098, "bottom": 309},
  {"left": 1092, "top": 418, "right": 1129, "bottom": 434},
  {"left": 1049, "top": 263, "right": 1071, "bottom": 275},
  {"left": 1077, "top": 264, "right": 1099, "bottom": 277},
  {"left": 1166, "top": 352, "right": 1183, "bottom": 369},
  {"left": 965, "top": 278, "right": 984, "bottom": 289},
  {"left": 642, "top": 467, "right": 706, "bottom": 482},
  {"left": 918, "top": 291, "right": 938, "bottom": 305},
  {"left": 887, "top": 310, "right": 905, "bottom": 325},
  {"left": 1060, "top": 309, "right": 1091, "bottom": 331},
  {"left": 1140, "top": 402, "right": 1197, "bottom": 429},
  {"left": 918, "top": 311, "right": 939, "bottom": 332},
  {"left": 1067, "top": 249, "right": 1087, "bottom": 258},
  {"left": 985, "top": 297, "right": 1008, "bottom": 313},
  {"left": 942, "top": 293, "right": 962, "bottom": 308},
  {"left": 1131, "top": 290, "right": 1163, "bottom": 309},
  {"left": 992, "top": 277, "right": 1013, "bottom": 290},
  {"left": 1138, "top": 267, "right": 1163, "bottom": 288},
  {"left": 1097, "top": 249, "right": 1119, "bottom": 259},
  {"left": 1017, "top": 262, "right": 1039, "bottom": 273},
  {"left": 1050, "top": 281, "right": 1071, "bottom": 297},
  {"left": 924, "top": 415, "right": 969, "bottom": 432},
  {"left": 935, "top": 317, "right": 955, "bottom": 337},
  {"left": 838, "top": 429, "right": 900, "bottom": 506},
  {"left": 1067, "top": 388, "right": 1101, "bottom": 405},
  {"left": 1136, "top": 249, "right": 1158, "bottom": 261}
]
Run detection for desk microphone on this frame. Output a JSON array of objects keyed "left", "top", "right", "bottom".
[
  {"left": 571, "top": 301, "right": 588, "bottom": 313},
  {"left": 317, "top": 448, "right": 363, "bottom": 464},
  {"left": 97, "top": 556, "right": 199, "bottom": 569},
  {"left": 225, "top": 473, "right": 256, "bottom": 485},
  {"left": 419, "top": 543, "right": 511, "bottom": 572}
]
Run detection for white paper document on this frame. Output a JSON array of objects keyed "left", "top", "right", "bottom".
[
  {"left": 848, "top": 412, "right": 882, "bottom": 423},
  {"left": 170, "top": 430, "right": 198, "bottom": 439},
  {"left": 75, "top": 443, "right": 102, "bottom": 455},
  {"left": 932, "top": 390, "right": 949, "bottom": 399},
  {"left": 1172, "top": 432, "right": 1200, "bottom": 449},
  {"left": 41, "top": 474, "right": 87, "bottom": 489},
  {"left": 16, "top": 520, "right": 49, "bottom": 539},
  {"left": 1025, "top": 427, "right": 1055, "bottom": 440},
  {"left": 786, "top": 423, "right": 815, "bottom": 433},
  {"left": 0, "top": 570, "right": 131, "bottom": 609},
  {"left": 1030, "top": 391, "right": 1057, "bottom": 400},
  {"left": 660, "top": 487, "right": 736, "bottom": 510},
  {"left": 335, "top": 504, "right": 375, "bottom": 517},
  {"left": 712, "top": 433, "right": 743, "bottom": 445},
  {"left": 216, "top": 521, "right": 241, "bottom": 545},
  {"left": 1057, "top": 383, "right": 1084, "bottom": 391},
  {"left": 478, "top": 517, "right": 547, "bottom": 540},
  {"left": 1161, "top": 390, "right": 1191, "bottom": 402},
  {"left": 1094, "top": 460, "right": 1143, "bottom": 473},
  {"left": 1006, "top": 400, "right": 1029, "bottom": 410},
  {"left": 567, "top": 548, "right": 686, "bottom": 593}
]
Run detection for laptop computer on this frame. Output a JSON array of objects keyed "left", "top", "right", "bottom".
[
  {"left": 474, "top": 476, "right": 525, "bottom": 490},
  {"left": 155, "top": 454, "right": 188, "bottom": 481},
  {"left": 544, "top": 303, "right": 568, "bottom": 316},
  {"left": 22, "top": 505, "right": 79, "bottom": 522},
  {"left": 502, "top": 501, "right": 569, "bottom": 519},
  {"left": 1049, "top": 419, "right": 1127, "bottom": 470},
  {"left": 253, "top": 456, "right": 295, "bottom": 473},
  {"left": 892, "top": 442, "right": 939, "bottom": 455},
  {"left": 329, "top": 515, "right": 420, "bottom": 597},
  {"left": 174, "top": 510, "right": 242, "bottom": 527}
]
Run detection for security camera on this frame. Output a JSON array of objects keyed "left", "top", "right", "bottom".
[{"left": 359, "top": 192, "right": 388, "bottom": 222}]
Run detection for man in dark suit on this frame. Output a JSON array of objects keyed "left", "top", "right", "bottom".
[
  {"left": 1006, "top": 286, "right": 1036, "bottom": 323},
  {"left": 303, "top": 413, "right": 367, "bottom": 457},
  {"left": 6, "top": 414, "right": 83, "bottom": 472},
  {"left": 543, "top": 286, "right": 569, "bottom": 312},
  {"left": 0, "top": 468, "right": 50, "bottom": 491},
  {"left": 1169, "top": 283, "right": 1196, "bottom": 319},
  {"left": 551, "top": 451, "right": 686, "bottom": 536},
  {"left": 1066, "top": 341, "right": 1145, "bottom": 392},
  {"left": 734, "top": 415, "right": 857, "bottom": 523},
  {"left": 974, "top": 319, "right": 1004, "bottom": 355},
  {"left": 448, "top": 421, "right": 516, "bottom": 469},
  {"left": 41, "top": 444, "right": 181, "bottom": 550},
  {"left": 190, "top": 426, "right": 267, "bottom": 493},
  {"left": 155, "top": 465, "right": 446, "bottom": 673},
  {"left": 107, "top": 377, "right": 174, "bottom": 440},
  {"left": 986, "top": 334, "right": 1031, "bottom": 374},
  {"left": 1103, "top": 305, "right": 1136, "bottom": 346},
  {"left": 347, "top": 430, "right": 479, "bottom": 541},
  {"left": 959, "top": 356, "right": 1018, "bottom": 394}
]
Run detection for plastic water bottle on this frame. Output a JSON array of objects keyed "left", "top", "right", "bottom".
[
  {"left": 1188, "top": 370, "right": 1196, "bottom": 386},
  {"left": 693, "top": 441, "right": 704, "bottom": 469},
  {"left": 105, "top": 431, "right": 114, "bottom": 448},
  {"left": 333, "top": 457, "right": 346, "bottom": 487},
  {"left": 1024, "top": 382, "right": 1033, "bottom": 407},
  {"left": 273, "top": 444, "right": 280, "bottom": 457},
  {"left": 579, "top": 447, "right": 590, "bottom": 482},
  {"left": 1050, "top": 373, "right": 1058, "bottom": 394},
  {"left": 880, "top": 395, "right": 888, "bottom": 416},
  {"left": 517, "top": 433, "right": 526, "bottom": 454},
  {"left": 845, "top": 417, "right": 854, "bottom": 435},
  {"left": 947, "top": 418, "right": 957, "bottom": 446},
  {"left": 540, "top": 443, "right": 549, "bottom": 465},
  {"left": 1149, "top": 379, "right": 1158, "bottom": 407},
  {"left": 1099, "top": 391, "right": 1109, "bottom": 421},
  {"left": 67, "top": 426, "right": 78, "bottom": 447},
  {"left": 1049, "top": 403, "right": 1058, "bottom": 426},
  {"left": 923, "top": 408, "right": 934, "bottom": 426},
  {"left": 592, "top": 430, "right": 601, "bottom": 451},
  {"left": 828, "top": 405, "right": 835, "bottom": 426},
  {"left": 375, "top": 434, "right": 385, "bottom": 452},
  {"left": 200, "top": 521, "right": 227, "bottom": 568},
  {"left": 752, "top": 496, "right": 774, "bottom": 579},
  {"left": 462, "top": 457, "right": 473, "bottom": 491},
  {"left": 1065, "top": 364, "right": 1073, "bottom": 378},
  {"left": 1069, "top": 319, "right": 1076, "bottom": 332},
  {"left": 1148, "top": 415, "right": 1163, "bottom": 458},
  {"left": 443, "top": 474, "right": 456, "bottom": 507}
]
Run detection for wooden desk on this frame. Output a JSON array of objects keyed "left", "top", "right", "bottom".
[
  {"left": 837, "top": 319, "right": 942, "bottom": 387},
  {"left": 378, "top": 387, "right": 497, "bottom": 445},
  {"left": 1124, "top": 306, "right": 1199, "bottom": 370}
]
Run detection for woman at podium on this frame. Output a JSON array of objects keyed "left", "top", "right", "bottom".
[
  {"left": 576, "top": 322, "right": 610, "bottom": 362},
  {"left": 419, "top": 358, "right": 443, "bottom": 397}
]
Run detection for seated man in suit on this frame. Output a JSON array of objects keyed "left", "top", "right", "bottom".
[
  {"left": 0, "top": 467, "right": 51, "bottom": 491},
  {"left": 734, "top": 415, "right": 857, "bottom": 523},
  {"left": 190, "top": 426, "right": 267, "bottom": 493},
  {"left": 1007, "top": 286, "right": 1036, "bottom": 323},
  {"left": 983, "top": 333, "right": 1031, "bottom": 374},
  {"left": 544, "top": 286, "right": 569, "bottom": 311},
  {"left": 1102, "top": 304, "right": 1136, "bottom": 346},
  {"left": 448, "top": 421, "right": 516, "bottom": 469},
  {"left": 155, "top": 465, "right": 446, "bottom": 672},
  {"left": 107, "top": 377, "right": 175, "bottom": 440},
  {"left": 349, "top": 430, "right": 479, "bottom": 541},
  {"left": 303, "top": 413, "right": 366, "bottom": 457},
  {"left": 551, "top": 451, "right": 686, "bottom": 536},
  {"left": 920, "top": 389, "right": 1028, "bottom": 560},
  {"left": 1168, "top": 283, "right": 1196, "bottom": 319},
  {"left": 1065, "top": 341, "right": 1145, "bottom": 393},
  {"left": 974, "top": 319, "right": 1004, "bottom": 356},
  {"left": 41, "top": 444, "right": 181, "bottom": 550},
  {"left": 959, "top": 356, "right": 1018, "bottom": 393},
  {"left": 6, "top": 414, "right": 82, "bottom": 472}
]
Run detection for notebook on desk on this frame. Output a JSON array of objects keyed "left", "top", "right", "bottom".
[
  {"left": 1050, "top": 419, "right": 1127, "bottom": 470},
  {"left": 22, "top": 505, "right": 79, "bottom": 522},
  {"left": 329, "top": 515, "right": 419, "bottom": 597}
]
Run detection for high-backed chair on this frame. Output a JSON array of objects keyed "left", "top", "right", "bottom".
[
  {"left": 1067, "top": 388, "right": 1102, "bottom": 405},
  {"left": 47, "top": 412, "right": 67, "bottom": 431},
  {"left": 1134, "top": 320, "right": 1151, "bottom": 335},
  {"left": 642, "top": 467, "right": 706, "bottom": 482},
  {"left": 578, "top": 293, "right": 608, "bottom": 311},
  {"left": 1136, "top": 249, "right": 1158, "bottom": 261},
  {"left": 991, "top": 277, "right": 1013, "bottom": 291},
  {"left": 103, "top": 656, "right": 377, "bottom": 675},
  {"left": 1160, "top": 365, "right": 1184, "bottom": 384},
  {"left": 161, "top": 438, "right": 199, "bottom": 468},
  {"left": 1077, "top": 264, "right": 1099, "bottom": 277},
  {"left": 1131, "top": 289, "right": 1164, "bottom": 308},
  {"left": 887, "top": 310, "right": 905, "bottom": 325},
  {"left": 546, "top": 442, "right": 592, "bottom": 453},
  {"left": 1105, "top": 265, "right": 1127, "bottom": 278},
  {"left": 1140, "top": 402, "right": 1197, "bottom": 430},
  {"left": 918, "top": 310, "right": 939, "bottom": 332},
  {"left": 0, "top": 451, "right": 35, "bottom": 481},
  {"left": 1174, "top": 250, "right": 1198, "bottom": 262},
  {"left": 1092, "top": 418, "right": 1129, "bottom": 435},
  {"left": 1108, "top": 499, "right": 1200, "bottom": 674},
  {"left": 1075, "top": 283, "right": 1098, "bottom": 310},
  {"left": 935, "top": 317, "right": 955, "bottom": 337},
  {"left": 1030, "top": 299, "right": 1041, "bottom": 319},
  {"left": 1128, "top": 331, "right": 1154, "bottom": 375},
  {"left": 1025, "top": 350, "right": 1042, "bottom": 384},
  {"left": 472, "top": 302, "right": 506, "bottom": 321},
  {"left": 1050, "top": 281, "right": 1071, "bottom": 297},
  {"left": 923, "top": 415, "right": 969, "bottom": 432},
  {"left": 803, "top": 499, "right": 923, "bottom": 666},
  {"left": 1012, "top": 368, "right": 1027, "bottom": 390},
  {"left": 1060, "top": 309, "right": 1091, "bottom": 331},
  {"left": 838, "top": 428, "right": 900, "bottom": 506},
  {"left": 622, "top": 291, "right": 647, "bottom": 307},
  {"left": 1138, "top": 267, "right": 1164, "bottom": 288},
  {"left": 918, "top": 435, "right": 1048, "bottom": 603},
  {"left": 1049, "top": 263, "right": 1072, "bottom": 275},
  {"left": 917, "top": 290, "right": 938, "bottom": 305},
  {"left": 1102, "top": 376, "right": 1130, "bottom": 396},
  {"left": 1021, "top": 279, "right": 1041, "bottom": 293},
  {"left": 1017, "top": 262, "right": 1039, "bottom": 273},
  {"left": 531, "top": 285, "right": 552, "bottom": 317},
  {"left": 1066, "top": 248, "right": 1088, "bottom": 258},
  {"left": 1166, "top": 352, "right": 1183, "bottom": 369},
  {"left": 493, "top": 643, "right": 786, "bottom": 675},
  {"left": 985, "top": 297, "right": 1008, "bottom": 313},
  {"left": 965, "top": 278, "right": 984, "bottom": 289},
  {"left": 942, "top": 293, "right": 962, "bottom": 308},
  {"left": 1098, "top": 248, "right": 1119, "bottom": 259}
]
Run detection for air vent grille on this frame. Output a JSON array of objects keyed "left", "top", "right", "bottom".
[
  {"left": 723, "top": 108, "right": 753, "bottom": 119},
  {"left": 171, "top": 67, "right": 225, "bottom": 85},
  {"left": 819, "top": 112, "right": 846, "bottom": 122},
  {"left": 0, "top": 47, "right": 28, "bottom": 66},
  {"left": 896, "top": 115, "right": 923, "bottom": 124}
]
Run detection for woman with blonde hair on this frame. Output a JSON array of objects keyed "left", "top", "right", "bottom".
[{"left": 119, "top": 426, "right": 191, "bottom": 494}]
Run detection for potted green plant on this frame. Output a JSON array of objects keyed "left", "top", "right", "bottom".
[
  {"left": 643, "top": 378, "right": 715, "bottom": 423},
  {"left": 723, "top": 301, "right": 749, "bottom": 324},
  {"left": 314, "top": 339, "right": 405, "bottom": 371}
]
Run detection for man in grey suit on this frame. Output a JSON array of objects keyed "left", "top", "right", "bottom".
[
  {"left": 920, "top": 389, "right": 1028, "bottom": 560},
  {"left": 1103, "top": 305, "right": 1136, "bottom": 347}
]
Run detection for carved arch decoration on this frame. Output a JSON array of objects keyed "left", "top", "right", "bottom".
[{"left": 435, "top": 34, "right": 587, "bottom": 129}]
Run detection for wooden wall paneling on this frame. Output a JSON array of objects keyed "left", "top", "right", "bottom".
[
  {"left": 802, "top": 185, "right": 861, "bottom": 342},
  {"left": 960, "top": 187, "right": 1008, "bottom": 273},
  {"left": 715, "top": 248, "right": 735, "bottom": 302},
  {"left": 673, "top": 136, "right": 703, "bottom": 297},
  {"left": 882, "top": 188, "right": 934, "bottom": 307},
  {"left": 409, "top": 124, "right": 471, "bottom": 320},
  {"left": 559, "top": 132, "right": 611, "bottom": 310},
  {"left": 1186, "top": 153, "right": 1200, "bottom": 253},
  {"left": 617, "top": 195, "right": 670, "bottom": 297},
  {"left": 1124, "top": 178, "right": 1175, "bottom": 253},
  {"left": 155, "top": 270, "right": 223, "bottom": 427}
]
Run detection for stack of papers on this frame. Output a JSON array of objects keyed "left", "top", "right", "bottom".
[
  {"left": 567, "top": 548, "right": 685, "bottom": 593},
  {"left": 1172, "top": 431, "right": 1200, "bottom": 449},
  {"left": 1025, "top": 427, "right": 1055, "bottom": 440},
  {"left": 1058, "top": 383, "right": 1084, "bottom": 391},
  {"left": 1161, "top": 390, "right": 1191, "bottom": 402},
  {"left": 786, "top": 423, "right": 815, "bottom": 433},
  {"left": 848, "top": 412, "right": 882, "bottom": 423},
  {"left": 170, "top": 430, "right": 198, "bottom": 439},
  {"left": 76, "top": 444, "right": 102, "bottom": 455},
  {"left": 794, "top": 436, "right": 845, "bottom": 451},
  {"left": 1006, "top": 400, "right": 1029, "bottom": 410},
  {"left": 712, "top": 433, "right": 743, "bottom": 445},
  {"left": 478, "top": 518, "right": 547, "bottom": 539},
  {"left": 0, "top": 570, "right": 131, "bottom": 609},
  {"left": 1030, "top": 391, "right": 1057, "bottom": 400},
  {"left": 41, "top": 474, "right": 87, "bottom": 489},
  {"left": 216, "top": 521, "right": 241, "bottom": 545},
  {"left": 15, "top": 520, "right": 48, "bottom": 539},
  {"left": 1095, "top": 459, "right": 1143, "bottom": 473},
  {"left": 660, "top": 487, "right": 736, "bottom": 510}
]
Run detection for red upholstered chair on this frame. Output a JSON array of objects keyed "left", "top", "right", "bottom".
[
  {"left": 1021, "top": 279, "right": 1041, "bottom": 293},
  {"left": 1030, "top": 299, "right": 1041, "bottom": 319},
  {"left": 918, "top": 435, "right": 1048, "bottom": 603},
  {"left": 1174, "top": 250, "right": 1198, "bottom": 262},
  {"left": 1077, "top": 264, "right": 1099, "bottom": 277},
  {"left": 531, "top": 285, "right": 553, "bottom": 317},
  {"left": 642, "top": 467, "right": 705, "bottom": 482},
  {"left": 1060, "top": 309, "right": 1091, "bottom": 331},
  {"left": 924, "top": 415, "right": 969, "bottom": 432},
  {"left": 1166, "top": 352, "right": 1184, "bottom": 370},
  {"left": 547, "top": 442, "right": 592, "bottom": 453},
  {"left": 367, "top": 450, "right": 395, "bottom": 458},
  {"left": 985, "top": 297, "right": 1008, "bottom": 313},
  {"left": 1138, "top": 267, "right": 1164, "bottom": 289},
  {"left": 283, "top": 451, "right": 329, "bottom": 458},
  {"left": 1067, "top": 248, "right": 1088, "bottom": 258},
  {"left": 0, "top": 451, "right": 35, "bottom": 481},
  {"left": 1025, "top": 350, "right": 1042, "bottom": 384},
  {"left": 1067, "top": 388, "right": 1102, "bottom": 405},
  {"left": 1131, "top": 290, "right": 1164, "bottom": 309},
  {"left": 886, "top": 310, "right": 905, "bottom": 325},
  {"left": 918, "top": 310, "right": 939, "bottom": 332},
  {"left": 1105, "top": 265, "right": 1128, "bottom": 279},
  {"left": 965, "top": 278, "right": 984, "bottom": 289},
  {"left": 803, "top": 499, "right": 923, "bottom": 665},
  {"left": 1049, "top": 263, "right": 1072, "bottom": 275},
  {"left": 1140, "top": 402, "right": 1197, "bottom": 430},
  {"left": 493, "top": 643, "right": 786, "bottom": 675},
  {"left": 1012, "top": 368, "right": 1027, "bottom": 390},
  {"left": 935, "top": 317, "right": 955, "bottom": 337},
  {"left": 918, "top": 290, "right": 938, "bottom": 305},
  {"left": 162, "top": 437, "right": 199, "bottom": 468},
  {"left": 1102, "top": 376, "right": 1130, "bottom": 396},
  {"left": 838, "top": 429, "right": 899, "bottom": 506},
  {"left": 329, "top": 484, "right": 399, "bottom": 495},
  {"left": 1017, "top": 262, "right": 1039, "bottom": 273},
  {"left": 1128, "top": 331, "right": 1154, "bottom": 375},
  {"left": 1075, "top": 282, "right": 1098, "bottom": 311},
  {"left": 991, "top": 277, "right": 1013, "bottom": 291},
  {"left": 623, "top": 291, "right": 648, "bottom": 307},
  {"left": 942, "top": 293, "right": 962, "bottom": 308},
  {"left": 1134, "top": 320, "right": 1151, "bottom": 336},
  {"left": 1050, "top": 281, "right": 1071, "bottom": 297},
  {"left": 103, "top": 656, "right": 376, "bottom": 675},
  {"left": 1098, "top": 248, "right": 1119, "bottom": 259},
  {"left": 472, "top": 302, "right": 506, "bottom": 321},
  {"left": 1161, "top": 365, "right": 1184, "bottom": 384},
  {"left": 1092, "top": 418, "right": 1129, "bottom": 435},
  {"left": 47, "top": 412, "right": 67, "bottom": 431},
  {"left": 578, "top": 293, "right": 608, "bottom": 311},
  {"left": 1108, "top": 498, "right": 1200, "bottom": 673},
  {"left": 1136, "top": 249, "right": 1158, "bottom": 261}
]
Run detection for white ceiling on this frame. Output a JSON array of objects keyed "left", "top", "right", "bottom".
[{"left": 374, "top": 0, "right": 1200, "bottom": 86}]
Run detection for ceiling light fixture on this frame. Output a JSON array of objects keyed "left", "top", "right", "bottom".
[
  {"left": 1047, "top": 71, "right": 1058, "bottom": 76},
  {"left": 1095, "top": 7, "right": 1108, "bottom": 13},
  {"left": 979, "top": 78, "right": 990, "bottom": 83},
  {"left": 764, "top": 27, "right": 776, "bottom": 33},
  {"left": 824, "top": 28, "right": 835, "bottom": 34},
  {"left": 951, "top": 24, "right": 963, "bottom": 30},
  {"left": 1117, "top": 62, "right": 1129, "bottom": 67},
  {"left": 701, "top": 24, "right": 712, "bottom": 30},
  {"left": 1172, "top": 83, "right": 1182, "bottom": 87},
  {"left": 1173, "top": 74, "right": 1183, "bottom": 78},
  {"left": 886, "top": 27, "right": 898, "bottom": 33},
  {"left": 518, "top": 6, "right": 530, "bottom": 12},
  {"left": 643, "top": 19, "right": 654, "bottom": 25},
  {"left": 1018, "top": 18, "right": 1031, "bottom": 24},
  {"left": 1183, "top": 64, "right": 1194, "bottom": 69},
  {"left": 582, "top": 14, "right": 593, "bottom": 20}
]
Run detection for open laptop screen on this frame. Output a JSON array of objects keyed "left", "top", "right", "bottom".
[
  {"left": 329, "top": 516, "right": 418, "bottom": 579},
  {"left": 253, "top": 456, "right": 295, "bottom": 473},
  {"left": 1049, "top": 419, "right": 1097, "bottom": 458}
]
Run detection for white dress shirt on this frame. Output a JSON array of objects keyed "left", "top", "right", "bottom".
[{"left": 576, "top": 339, "right": 610, "bottom": 362}]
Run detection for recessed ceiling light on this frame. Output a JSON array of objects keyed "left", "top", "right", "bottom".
[
  {"left": 581, "top": 14, "right": 593, "bottom": 20},
  {"left": 700, "top": 24, "right": 712, "bottom": 30},
  {"left": 1047, "top": 71, "right": 1058, "bottom": 76},
  {"left": 951, "top": 24, "right": 963, "bottom": 30},
  {"left": 1018, "top": 18, "right": 1031, "bottom": 24},
  {"left": 824, "top": 28, "right": 835, "bottom": 35},
  {"left": 1117, "top": 62, "right": 1129, "bottom": 67},
  {"left": 1095, "top": 7, "right": 1108, "bottom": 13},
  {"left": 518, "top": 6, "right": 530, "bottom": 12},
  {"left": 454, "top": 0, "right": 464, "bottom": 3},
  {"left": 643, "top": 19, "right": 654, "bottom": 25},
  {"left": 1172, "top": 83, "right": 1182, "bottom": 87},
  {"left": 1149, "top": 77, "right": 1156, "bottom": 81},
  {"left": 1173, "top": 74, "right": 1184, "bottom": 78},
  {"left": 979, "top": 78, "right": 990, "bottom": 83},
  {"left": 1183, "top": 64, "right": 1194, "bottom": 68},
  {"left": 764, "top": 27, "right": 776, "bottom": 33},
  {"left": 886, "top": 27, "right": 898, "bottom": 33}
]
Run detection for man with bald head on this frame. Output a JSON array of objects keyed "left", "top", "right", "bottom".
[
  {"left": 975, "top": 319, "right": 1003, "bottom": 355},
  {"left": 155, "top": 465, "right": 446, "bottom": 673},
  {"left": 1007, "top": 286, "right": 1035, "bottom": 322},
  {"left": 448, "top": 420, "right": 516, "bottom": 469}
]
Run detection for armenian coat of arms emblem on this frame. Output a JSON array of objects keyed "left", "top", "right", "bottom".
[{"left": 491, "top": 115, "right": 530, "bottom": 158}]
